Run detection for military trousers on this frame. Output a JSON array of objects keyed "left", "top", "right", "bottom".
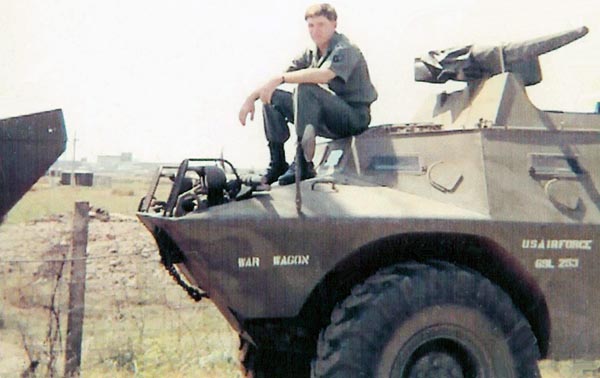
[{"left": 262, "top": 84, "right": 371, "bottom": 144}]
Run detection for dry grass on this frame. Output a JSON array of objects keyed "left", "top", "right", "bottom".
[
  {"left": 0, "top": 197, "right": 240, "bottom": 377},
  {"left": 3, "top": 176, "right": 166, "bottom": 224}
]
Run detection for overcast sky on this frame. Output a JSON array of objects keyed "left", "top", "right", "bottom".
[{"left": 1, "top": 0, "right": 598, "bottom": 168}]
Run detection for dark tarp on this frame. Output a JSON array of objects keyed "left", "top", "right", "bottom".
[{"left": 415, "top": 26, "right": 588, "bottom": 86}]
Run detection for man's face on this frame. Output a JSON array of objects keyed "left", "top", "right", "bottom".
[{"left": 306, "top": 15, "right": 336, "bottom": 47}]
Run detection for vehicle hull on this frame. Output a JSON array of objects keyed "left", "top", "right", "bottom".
[
  {"left": 0, "top": 109, "right": 67, "bottom": 218},
  {"left": 139, "top": 194, "right": 599, "bottom": 359}
]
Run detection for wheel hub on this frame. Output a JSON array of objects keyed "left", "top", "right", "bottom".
[{"left": 407, "top": 351, "right": 465, "bottom": 378}]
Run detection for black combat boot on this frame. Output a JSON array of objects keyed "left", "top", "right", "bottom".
[
  {"left": 277, "top": 153, "right": 316, "bottom": 186},
  {"left": 261, "top": 143, "right": 289, "bottom": 185}
]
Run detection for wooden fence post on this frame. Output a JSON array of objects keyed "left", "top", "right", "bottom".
[{"left": 64, "top": 201, "right": 89, "bottom": 377}]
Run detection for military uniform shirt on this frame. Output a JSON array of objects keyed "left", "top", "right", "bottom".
[{"left": 286, "top": 32, "right": 378, "bottom": 106}]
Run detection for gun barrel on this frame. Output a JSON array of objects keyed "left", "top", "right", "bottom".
[
  {"left": 503, "top": 26, "right": 588, "bottom": 63},
  {"left": 415, "top": 26, "right": 590, "bottom": 85}
]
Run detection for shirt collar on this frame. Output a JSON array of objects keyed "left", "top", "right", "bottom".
[{"left": 311, "top": 32, "right": 341, "bottom": 57}]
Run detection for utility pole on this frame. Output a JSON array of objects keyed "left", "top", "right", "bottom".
[{"left": 71, "top": 132, "right": 78, "bottom": 186}]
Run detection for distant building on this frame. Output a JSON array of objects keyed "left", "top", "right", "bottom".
[
  {"left": 97, "top": 152, "right": 133, "bottom": 170},
  {"left": 120, "top": 152, "right": 133, "bottom": 162},
  {"left": 97, "top": 156, "right": 121, "bottom": 170},
  {"left": 50, "top": 152, "right": 164, "bottom": 177}
]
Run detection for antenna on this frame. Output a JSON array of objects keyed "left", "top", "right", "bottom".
[{"left": 71, "top": 132, "right": 78, "bottom": 186}]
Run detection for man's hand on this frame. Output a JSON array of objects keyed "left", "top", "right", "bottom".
[
  {"left": 239, "top": 76, "right": 283, "bottom": 126},
  {"left": 258, "top": 76, "right": 283, "bottom": 104},
  {"left": 238, "top": 99, "right": 255, "bottom": 126}
]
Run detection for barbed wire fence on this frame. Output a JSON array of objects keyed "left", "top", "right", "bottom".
[{"left": 0, "top": 204, "right": 240, "bottom": 378}]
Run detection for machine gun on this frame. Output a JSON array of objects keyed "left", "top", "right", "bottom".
[{"left": 415, "top": 26, "right": 589, "bottom": 85}]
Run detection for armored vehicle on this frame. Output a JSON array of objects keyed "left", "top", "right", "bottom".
[
  {"left": 137, "top": 27, "right": 599, "bottom": 377},
  {"left": 0, "top": 109, "right": 67, "bottom": 219}
]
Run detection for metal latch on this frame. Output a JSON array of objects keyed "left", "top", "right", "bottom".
[{"left": 311, "top": 179, "right": 338, "bottom": 192}]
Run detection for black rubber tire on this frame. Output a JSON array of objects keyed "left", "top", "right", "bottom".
[
  {"left": 239, "top": 339, "right": 265, "bottom": 378},
  {"left": 240, "top": 338, "right": 311, "bottom": 378},
  {"left": 312, "top": 261, "right": 541, "bottom": 378}
]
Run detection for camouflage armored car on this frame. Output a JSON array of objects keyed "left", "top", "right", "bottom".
[{"left": 137, "top": 27, "right": 599, "bottom": 377}]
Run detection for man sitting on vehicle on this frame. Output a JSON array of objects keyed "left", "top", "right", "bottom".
[{"left": 238, "top": 3, "right": 378, "bottom": 185}]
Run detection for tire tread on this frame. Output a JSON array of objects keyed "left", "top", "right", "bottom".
[{"left": 312, "top": 261, "right": 541, "bottom": 378}]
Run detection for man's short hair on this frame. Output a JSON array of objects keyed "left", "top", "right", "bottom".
[{"left": 304, "top": 3, "right": 337, "bottom": 21}]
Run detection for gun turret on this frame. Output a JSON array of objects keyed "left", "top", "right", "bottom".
[{"left": 415, "top": 26, "right": 589, "bottom": 86}]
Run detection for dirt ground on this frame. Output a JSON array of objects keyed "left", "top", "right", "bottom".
[
  {"left": 1, "top": 212, "right": 599, "bottom": 377},
  {"left": 0, "top": 212, "right": 240, "bottom": 377}
]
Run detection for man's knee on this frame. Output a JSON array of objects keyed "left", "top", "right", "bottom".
[
  {"left": 295, "top": 83, "right": 323, "bottom": 103},
  {"left": 271, "top": 89, "right": 293, "bottom": 110}
]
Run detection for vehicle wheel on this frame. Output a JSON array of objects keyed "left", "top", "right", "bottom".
[
  {"left": 312, "top": 261, "right": 540, "bottom": 378},
  {"left": 240, "top": 338, "right": 311, "bottom": 378},
  {"left": 239, "top": 339, "right": 266, "bottom": 378}
]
